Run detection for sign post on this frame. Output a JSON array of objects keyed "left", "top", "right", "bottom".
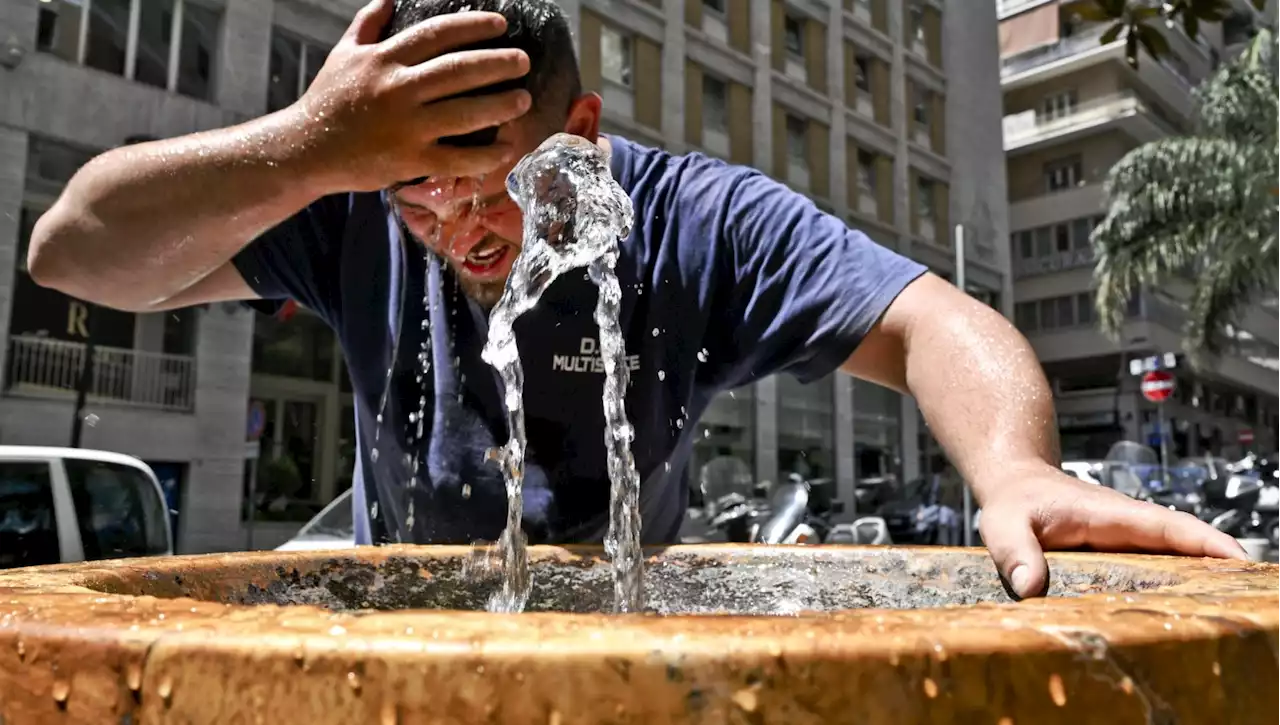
[
  {"left": 955, "top": 224, "right": 974, "bottom": 547},
  {"left": 244, "top": 401, "right": 266, "bottom": 550},
  {"left": 1141, "top": 370, "right": 1176, "bottom": 484}
]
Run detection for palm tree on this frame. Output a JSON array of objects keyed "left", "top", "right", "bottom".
[{"left": 1090, "top": 29, "right": 1278, "bottom": 366}]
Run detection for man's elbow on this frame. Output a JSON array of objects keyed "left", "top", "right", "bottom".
[
  {"left": 26, "top": 210, "right": 151, "bottom": 312},
  {"left": 26, "top": 210, "right": 79, "bottom": 292}
]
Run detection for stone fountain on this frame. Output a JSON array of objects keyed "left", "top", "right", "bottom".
[{"left": 0, "top": 545, "right": 1274, "bottom": 724}]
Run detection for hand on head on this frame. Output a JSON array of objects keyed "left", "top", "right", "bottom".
[{"left": 287, "top": 0, "right": 533, "bottom": 194}]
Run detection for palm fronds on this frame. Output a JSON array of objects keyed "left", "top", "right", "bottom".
[{"left": 1090, "top": 28, "right": 1279, "bottom": 366}]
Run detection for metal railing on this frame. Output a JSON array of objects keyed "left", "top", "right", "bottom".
[
  {"left": 1003, "top": 90, "right": 1173, "bottom": 146},
  {"left": 1002, "top": 25, "right": 1195, "bottom": 90},
  {"left": 5, "top": 335, "right": 196, "bottom": 412}
]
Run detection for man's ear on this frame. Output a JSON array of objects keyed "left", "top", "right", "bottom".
[{"left": 564, "top": 92, "right": 603, "bottom": 140}]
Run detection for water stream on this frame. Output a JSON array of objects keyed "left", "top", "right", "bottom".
[{"left": 481, "top": 134, "right": 641, "bottom": 613}]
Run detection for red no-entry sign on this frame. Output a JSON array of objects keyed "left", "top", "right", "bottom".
[
  {"left": 1141, "top": 370, "right": 1176, "bottom": 403},
  {"left": 1240, "top": 429, "right": 1255, "bottom": 445}
]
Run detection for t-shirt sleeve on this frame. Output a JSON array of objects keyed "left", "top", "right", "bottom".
[
  {"left": 694, "top": 166, "right": 927, "bottom": 386},
  {"left": 231, "top": 194, "right": 351, "bottom": 324}
]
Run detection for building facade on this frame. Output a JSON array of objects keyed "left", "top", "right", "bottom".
[
  {"left": 0, "top": 0, "right": 1009, "bottom": 551},
  {"left": 997, "top": 0, "right": 1279, "bottom": 461}
]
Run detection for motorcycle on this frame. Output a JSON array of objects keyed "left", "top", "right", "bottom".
[{"left": 755, "top": 474, "right": 844, "bottom": 545}]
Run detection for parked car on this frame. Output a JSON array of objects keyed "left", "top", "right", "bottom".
[
  {"left": 276, "top": 488, "right": 357, "bottom": 551},
  {"left": 0, "top": 446, "right": 172, "bottom": 568}
]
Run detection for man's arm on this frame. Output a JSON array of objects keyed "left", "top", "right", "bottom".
[
  {"left": 28, "top": 113, "right": 324, "bottom": 312},
  {"left": 846, "top": 274, "right": 1246, "bottom": 597},
  {"left": 27, "top": 1, "right": 531, "bottom": 312},
  {"left": 841, "top": 273, "right": 1060, "bottom": 480}
]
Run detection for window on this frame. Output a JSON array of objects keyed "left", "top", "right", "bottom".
[
  {"left": 1071, "top": 217, "right": 1093, "bottom": 251},
  {"left": 601, "top": 25, "right": 634, "bottom": 87},
  {"left": 36, "top": 0, "right": 221, "bottom": 100},
  {"left": 27, "top": 136, "right": 98, "bottom": 188},
  {"left": 854, "top": 54, "right": 872, "bottom": 93},
  {"left": 912, "top": 85, "right": 930, "bottom": 129},
  {"left": 1033, "top": 226, "right": 1052, "bottom": 257},
  {"left": 908, "top": 1, "right": 925, "bottom": 44},
  {"left": 0, "top": 462, "right": 60, "bottom": 569},
  {"left": 1039, "top": 90, "right": 1078, "bottom": 121},
  {"left": 251, "top": 310, "right": 336, "bottom": 381},
  {"left": 267, "top": 30, "right": 332, "bottom": 113},
  {"left": 1056, "top": 296, "right": 1075, "bottom": 327},
  {"left": 786, "top": 115, "right": 808, "bottom": 163},
  {"left": 703, "top": 75, "right": 729, "bottom": 135},
  {"left": 1016, "top": 230, "right": 1033, "bottom": 260},
  {"left": 704, "top": 0, "right": 726, "bottom": 14},
  {"left": 784, "top": 15, "right": 804, "bottom": 57},
  {"left": 1076, "top": 293, "right": 1095, "bottom": 326},
  {"left": 1054, "top": 223, "right": 1070, "bottom": 253},
  {"left": 1038, "top": 298, "right": 1058, "bottom": 329},
  {"left": 1014, "top": 302, "right": 1038, "bottom": 332},
  {"left": 1044, "top": 156, "right": 1083, "bottom": 192},
  {"left": 856, "top": 149, "right": 876, "bottom": 197},
  {"left": 64, "top": 460, "right": 170, "bottom": 560},
  {"left": 915, "top": 175, "right": 935, "bottom": 221}
]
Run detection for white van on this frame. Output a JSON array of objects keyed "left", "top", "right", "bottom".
[{"left": 0, "top": 446, "right": 173, "bottom": 569}]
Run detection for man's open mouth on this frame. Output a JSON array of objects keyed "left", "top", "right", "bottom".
[{"left": 462, "top": 240, "right": 511, "bottom": 275}]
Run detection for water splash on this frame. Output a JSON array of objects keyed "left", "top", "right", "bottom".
[{"left": 481, "top": 133, "right": 641, "bottom": 613}]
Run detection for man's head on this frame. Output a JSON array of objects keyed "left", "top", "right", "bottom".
[{"left": 386, "top": 0, "right": 603, "bottom": 307}]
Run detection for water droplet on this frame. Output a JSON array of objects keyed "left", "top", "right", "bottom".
[
  {"left": 651, "top": 328, "right": 659, "bottom": 337},
  {"left": 15, "top": 639, "right": 24, "bottom": 662},
  {"left": 347, "top": 671, "right": 362, "bottom": 694},
  {"left": 731, "top": 686, "right": 758, "bottom": 712},
  {"left": 329, "top": 625, "right": 347, "bottom": 636},
  {"left": 657, "top": 370, "right": 665, "bottom": 381},
  {"left": 703, "top": 429, "right": 710, "bottom": 439},
  {"left": 1211, "top": 661, "right": 1221, "bottom": 677},
  {"left": 157, "top": 675, "right": 173, "bottom": 705},
  {"left": 922, "top": 677, "right": 938, "bottom": 698},
  {"left": 664, "top": 462, "right": 671, "bottom": 472},
  {"left": 51, "top": 677, "right": 70, "bottom": 706},
  {"left": 125, "top": 662, "right": 142, "bottom": 691},
  {"left": 370, "top": 448, "right": 380, "bottom": 463},
  {"left": 380, "top": 702, "right": 399, "bottom": 725},
  {"left": 1048, "top": 673, "right": 1066, "bottom": 706},
  {"left": 461, "top": 484, "right": 472, "bottom": 499},
  {"left": 675, "top": 418, "right": 684, "bottom": 429},
  {"left": 697, "top": 348, "right": 708, "bottom": 362}
]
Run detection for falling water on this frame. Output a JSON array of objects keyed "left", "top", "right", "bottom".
[{"left": 481, "top": 133, "right": 641, "bottom": 613}]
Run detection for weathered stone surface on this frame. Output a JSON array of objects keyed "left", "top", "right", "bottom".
[{"left": 0, "top": 545, "right": 1274, "bottom": 724}]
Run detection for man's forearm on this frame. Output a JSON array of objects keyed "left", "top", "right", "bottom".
[
  {"left": 28, "top": 107, "right": 324, "bottom": 311},
  {"left": 900, "top": 286, "right": 1061, "bottom": 499}
]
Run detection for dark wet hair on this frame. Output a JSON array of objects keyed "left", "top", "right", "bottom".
[{"left": 386, "top": 0, "right": 582, "bottom": 137}]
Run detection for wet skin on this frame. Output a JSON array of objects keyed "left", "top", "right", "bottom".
[{"left": 392, "top": 92, "right": 604, "bottom": 309}]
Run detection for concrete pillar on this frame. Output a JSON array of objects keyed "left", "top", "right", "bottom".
[
  {"left": 184, "top": 304, "right": 255, "bottom": 553},
  {"left": 562, "top": 0, "right": 583, "bottom": 57},
  {"left": 834, "top": 374, "right": 856, "bottom": 519},
  {"left": 750, "top": 0, "right": 774, "bottom": 172},
  {"left": 826, "top": 0, "right": 848, "bottom": 218},
  {"left": 888, "top": 0, "right": 910, "bottom": 254},
  {"left": 0, "top": 128, "right": 29, "bottom": 380},
  {"left": 662, "top": 0, "right": 688, "bottom": 151},
  {"left": 754, "top": 376, "right": 780, "bottom": 488},
  {"left": 901, "top": 394, "right": 920, "bottom": 482},
  {"left": 0, "top": 0, "right": 40, "bottom": 57},
  {"left": 216, "top": 0, "right": 274, "bottom": 117}
]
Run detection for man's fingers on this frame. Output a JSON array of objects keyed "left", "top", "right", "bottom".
[
  {"left": 379, "top": 12, "right": 509, "bottom": 64},
  {"left": 346, "top": 0, "right": 395, "bottom": 45},
  {"left": 425, "top": 144, "right": 518, "bottom": 179},
  {"left": 981, "top": 510, "right": 1049, "bottom": 600},
  {"left": 1085, "top": 497, "right": 1249, "bottom": 559},
  {"left": 423, "top": 90, "right": 531, "bottom": 139},
  {"left": 401, "top": 49, "right": 531, "bottom": 103}
]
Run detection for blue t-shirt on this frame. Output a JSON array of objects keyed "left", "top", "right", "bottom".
[{"left": 232, "top": 135, "right": 926, "bottom": 546}]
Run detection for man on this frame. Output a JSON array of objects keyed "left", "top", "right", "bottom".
[{"left": 27, "top": 0, "right": 1244, "bottom": 599}]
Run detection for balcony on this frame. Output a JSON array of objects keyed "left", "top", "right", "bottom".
[
  {"left": 1003, "top": 91, "right": 1176, "bottom": 155},
  {"left": 5, "top": 336, "right": 196, "bottom": 412},
  {"left": 1000, "top": 25, "right": 1197, "bottom": 118},
  {"left": 1014, "top": 247, "right": 1095, "bottom": 277}
]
